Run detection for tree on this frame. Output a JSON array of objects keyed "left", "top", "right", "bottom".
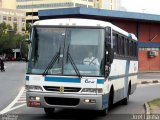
[
  {"left": 26, "top": 23, "right": 32, "bottom": 33},
  {"left": 0, "top": 22, "right": 7, "bottom": 37},
  {"left": 0, "top": 22, "right": 26, "bottom": 56},
  {"left": 25, "top": 23, "right": 32, "bottom": 39},
  {"left": 13, "top": 23, "right": 17, "bottom": 32}
]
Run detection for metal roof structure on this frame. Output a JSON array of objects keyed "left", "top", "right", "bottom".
[
  {"left": 38, "top": 7, "right": 160, "bottom": 48},
  {"left": 38, "top": 7, "right": 160, "bottom": 23}
]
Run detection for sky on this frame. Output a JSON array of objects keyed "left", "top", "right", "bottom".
[{"left": 121, "top": 0, "right": 160, "bottom": 15}]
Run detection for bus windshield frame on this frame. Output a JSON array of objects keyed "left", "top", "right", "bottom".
[{"left": 27, "top": 26, "right": 105, "bottom": 77}]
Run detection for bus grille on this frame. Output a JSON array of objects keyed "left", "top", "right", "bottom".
[
  {"left": 43, "top": 86, "right": 81, "bottom": 92},
  {"left": 45, "top": 97, "right": 80, "bottom": 106}
]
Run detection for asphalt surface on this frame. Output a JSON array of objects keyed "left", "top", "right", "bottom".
[
  {"left": 0, "top": 62, "right": 160, "bottom": 120},
  {"left": 4, "top": 83, "right": 160, "bottom": 120},
  {"left": 0, "top": 62, "right": 25, "bottom": 111}
]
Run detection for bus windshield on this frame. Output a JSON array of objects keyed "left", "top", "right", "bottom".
[{"left": 28, "top": 26, "right": 105, "bottom": 77}]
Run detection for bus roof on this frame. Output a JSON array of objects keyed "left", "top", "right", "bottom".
[{"left": 33, "top": 18, "right": 137, "bottom": 41}]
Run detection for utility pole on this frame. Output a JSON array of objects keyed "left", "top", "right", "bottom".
[{"left": 110, "top": 0, "right": 113, "bottom": 10}]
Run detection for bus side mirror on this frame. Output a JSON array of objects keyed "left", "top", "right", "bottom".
[
  {"left": 105, "top": 48, "right": 114, "bottom": 78},
  {"left": 106, "top": 48, "right": 114, "bottom": 64},
  {"left": 109, "top": 48, "right": 114, "bottom": 64},
  {"left": 105, "top": 27, "right": 111, "bottom": 45}
]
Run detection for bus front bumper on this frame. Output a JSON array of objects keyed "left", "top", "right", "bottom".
[{"left": 26, "top": 92, "right": 108, "bottom": 110}]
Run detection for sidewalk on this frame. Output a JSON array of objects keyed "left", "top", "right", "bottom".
[
  {"left": 138, "top": 72, "right": 160, "bottom": 84},
  {"left": 145, "top": 98, "right": 160, "bottom": 115}
]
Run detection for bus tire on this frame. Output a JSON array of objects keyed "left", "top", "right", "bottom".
[
  {"left": 99, "top": 108, "right": 108, "bottom": 116},
  {"left": 44, "top": 108, "right": 55, "bottom": 116},
  {"left": 122, "top": 84, "right": 131, "bottom": 105},
  {"left": 108, "top": 86, "right": 114, "bottom": 110}
]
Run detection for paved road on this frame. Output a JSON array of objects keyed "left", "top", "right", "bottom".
[
  {"left": 0, "top": 62, "right": 26, "bottom": 111},
  {"left": 0, "top": 62, "right": 160, "bottom": 120},
  {"left": 6, "top": 84, "right": 160, "bottom": 120}
]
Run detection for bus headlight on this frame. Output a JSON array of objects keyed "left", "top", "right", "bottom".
[
  {"left": 81, "top": 88, "right": 103, "bottom": 93},
  {"left": 26, "top": 85, "right": 43, "bottom": 92}
]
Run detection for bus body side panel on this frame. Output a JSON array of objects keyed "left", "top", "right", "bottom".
[
  {"left": 109, "top": 59, "right": 126, "bottom": 103},
  {"left": 108, "top": 59, "right": 138, "bottom": 104},
  {"left": 128, "top": 60, "right": 138, "bottom": 94}
]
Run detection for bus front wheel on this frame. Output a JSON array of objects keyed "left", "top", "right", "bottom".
[
  {"left": 99, "top": 108, "right": 108, "bottom": 116},
  {"left": 44, "top": 108, "right": 55, "bottom": 116}
]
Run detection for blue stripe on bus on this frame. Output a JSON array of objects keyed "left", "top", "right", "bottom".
[
  {"left": 45, "top": 77, "right": 81, "bottom": 83},
  {"left": 26, "top": 76, "right": 29, "bottom": 81},
  {"left": 97, "top": 79, "right": 104, "bottom": 84}
]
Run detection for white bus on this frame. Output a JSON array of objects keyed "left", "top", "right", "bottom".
[{"left": 26, "top": 18, "right": 138, "bottom": 115}]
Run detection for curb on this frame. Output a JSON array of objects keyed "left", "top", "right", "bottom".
[
  {"left": 144, "top": 102, "right": 151, "bottom": 114},
  {"left": 137, "top": 79, "right": 160, "bottom": 84}
]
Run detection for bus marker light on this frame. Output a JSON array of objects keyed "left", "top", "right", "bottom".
[
  {"left": 29, "top": 96, "right": 40, "bottom": 101},
  {"left": 90, "top": 99, "right": 96, "bottom": 103},
  {"left": 84, "top": 99, "right": 96, "bottom": 103}
]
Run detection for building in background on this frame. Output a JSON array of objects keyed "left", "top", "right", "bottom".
[
  {"left": 0, "top": 8, "right": 26, "bottom": 33},
  {"left": 0, "top": 0, "right": 124, "bottom": 22},
  {"left": 0, "top": 0, "right": 2, "bottom": 8},
  {"left": 102, "top": 0, "right": 122, "bottom": 10},
  {"left": 16, "top": 0, "right": 93, "bottom": 22},
  {"left": 0, "top": 0, "right": 16, "bottom": 9},
  {"left": 0, "top": 0, "right": 25, "bottom": 33},
  {"left": 16, "top": 0, "right": 123, "bottom": 22}
]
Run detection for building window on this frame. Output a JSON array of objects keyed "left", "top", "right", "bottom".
[
  {"left": 88, "top": 5, "right": 93, "bottom": 8},
  {"left": 8, "top": 17, "right": 12, "bottom": 21},
  {"left": 22, "top": 23, "right": 25, "bottom": 27},
  {"left": 22, "top": 18, "right": 25, "bottom": 22},
  {"left": 14, "top": 17, "right": 17, "bottom": 22},
  {"left": 75, "top": 3, "right": 87, "bottom": 7},
  {"left": 17, "top": 2, "right": 74, "bottom": 9},
  {"left": 3, "top": 16, "right": 7, "bottom": 21},
  {"left": 16, "top": 0, "right": 42, "bottom": 2}
]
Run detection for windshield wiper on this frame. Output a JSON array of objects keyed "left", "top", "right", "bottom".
[
  {"left": 66, "top": 45, "right": 81, "bottom": 78},
  {"left": 43, "top": 47, "right": 61, "bottom": 76}
]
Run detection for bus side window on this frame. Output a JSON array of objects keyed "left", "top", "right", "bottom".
[
  {"left": 127, "top": 39, "right": 130, "bottom": 56},
  {"left": 133, "top": 41, "right": 135, "bottom": 57},
  {"left": 135, "top": 42, "right": 138, "bottom": 57},
  {"left": 117, "top": 35, "right": 121, "bottom": 55},
  {"left": 118, "top": 35, "right": 124, "bottom": 55},
  {"left": 113, "top": 33, "right": 118, "bottom": 54},
  {"left": 121, "top": 36, "right": 125, "bottom": 55},
  {"left": 124, "top": 38, "right": 127, "bottom": 56},
  {"left": 129, "top": 40, "right": 131, "bottom": 57},
  {"left": 131, "top": 40, "right": 134, "bottom": 57}
]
